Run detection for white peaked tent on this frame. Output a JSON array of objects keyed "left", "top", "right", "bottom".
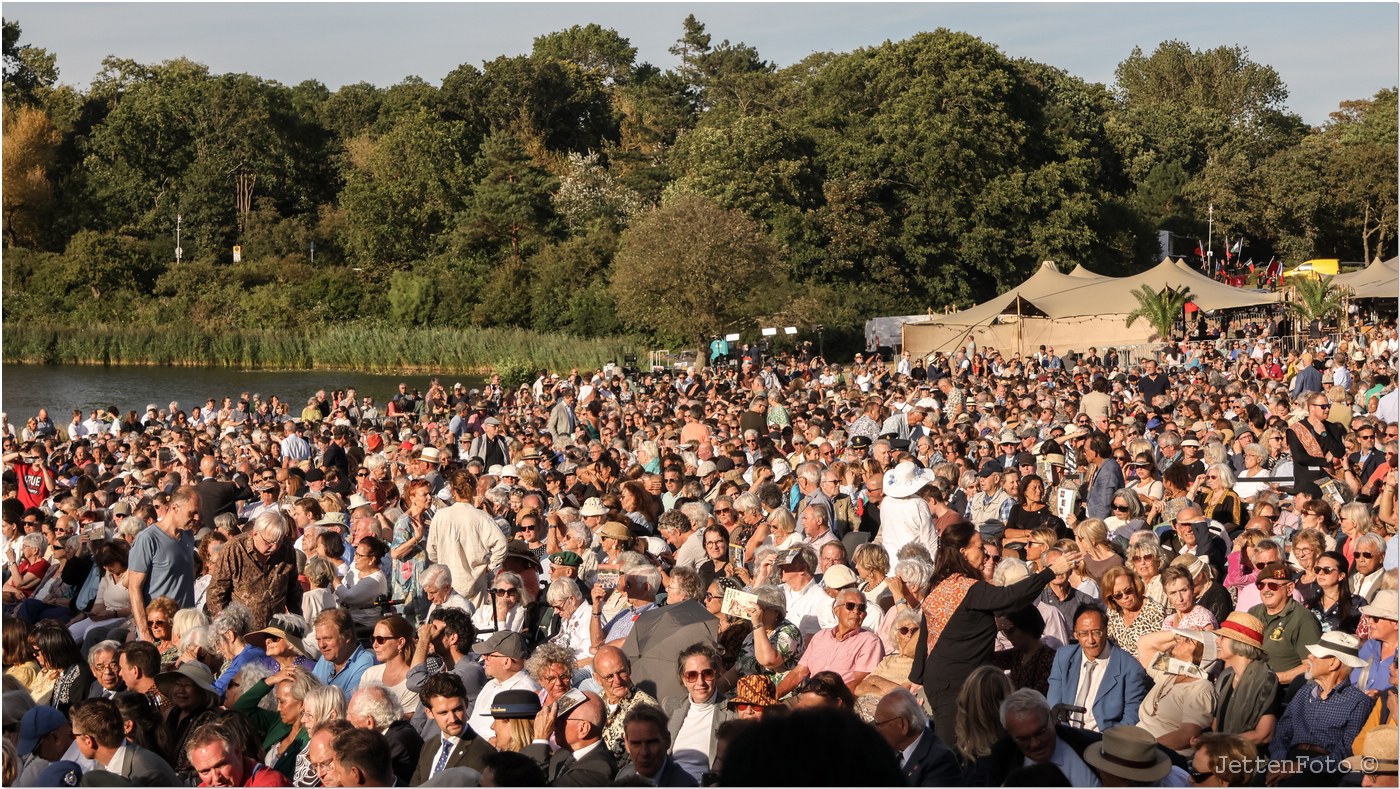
[
  {"left": 902, "top": 259, "right": 1283, "bottom": 358},
  {"left": 1333, "top": 257, "right": 1399, "bottom": 301}
]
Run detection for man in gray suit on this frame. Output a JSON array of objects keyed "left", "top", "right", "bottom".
[
  {"left": 547, "top": 387, "right": 578, "bottom": 448},
  {"left": 70, "top": 698, "right": 181, "bottom": 785}
]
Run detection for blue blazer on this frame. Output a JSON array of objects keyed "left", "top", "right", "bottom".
[{"left": 1046, "top": 643, "right": 1148, "bottom": 731}]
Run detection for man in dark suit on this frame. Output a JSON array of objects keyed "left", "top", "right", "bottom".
[
  {"left": 193, "top": 453, "right": 253, "bottom": 530},
  {"left": 523, "top": 690, "right": 617, "bottom": 786},
  {"left": 411, "top": 673, "right": 496, "bottom": 786},
  {"left": 348, "top": 683, "right": 423, "bottom": 786},
  {"left": 872, "top": 689, "right": 960, "bottom": 787},
  {"left": 623, "top": 581, "right": 719, "bottom": 703},
  {"left": 85, "top": 641, "right": 126, "bottom": 700},
  {"left": 1046, "top": 607, "right": 1149, "bottom": 733},
  {"left": 614, "top": 704, "right": 696, "bottom": 787},
  {"left": 69, "top": 698, "right": 181, "bottom": 785}
]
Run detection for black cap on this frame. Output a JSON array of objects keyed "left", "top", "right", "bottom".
[{"left": 977, "top": 461, "right": 1003, "bottom": 478}]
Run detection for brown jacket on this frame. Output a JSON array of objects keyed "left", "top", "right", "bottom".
[{"left": 205, "top": 529, "right": 301, "bottom": 630}]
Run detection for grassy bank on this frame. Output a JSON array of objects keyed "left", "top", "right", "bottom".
[{"left": 2, "top": 322, "right": 641, "bottom": 375}]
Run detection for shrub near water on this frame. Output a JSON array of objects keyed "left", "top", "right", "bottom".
[{"left": 3, "top": 323, "right": 638, "bottom": 374}]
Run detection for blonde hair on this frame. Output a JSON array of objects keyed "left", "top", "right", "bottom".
[
  {"left": 1073, "top": 518, "right": 1111, "bottom": 550},
  {"left": 302, "top": 684, "right": 347, "bottom": 727},
  {"left": 954, "top": 666, "right": 1012, "bottom": 762}
]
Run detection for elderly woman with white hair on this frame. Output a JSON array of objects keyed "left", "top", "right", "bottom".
[
  {"left": 1232, "top": 442, "right": 1273, "bottom": 502},
  {"left": 545, "top": 574, "right": 592, "bottom": 663},
  {"left": 1192, "top": 463, "right": 1244, "bottom": 531}
]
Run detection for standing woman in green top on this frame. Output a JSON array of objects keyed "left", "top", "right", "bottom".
[{"left": 230, "top": 664, "right": 322, "bottom": 780}]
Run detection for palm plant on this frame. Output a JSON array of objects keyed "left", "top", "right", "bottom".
[
  {"left": 1124, "top": 285, "right": 1193, "bottom": 341},
  {"left": 1287, "top": 274, "right": 1346, "bottom": 326}
]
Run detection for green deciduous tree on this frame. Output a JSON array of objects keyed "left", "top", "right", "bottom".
[
  {"left": 610, "top": 194, "right": 784, "bottom": 346},
  {"left": 2, "top": 19, "right": 58, "bottom": 108},
  {"left": 532, "top": 24, "right": 637, "bottom": 84}
]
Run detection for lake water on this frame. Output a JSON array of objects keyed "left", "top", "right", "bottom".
[{"left": 0, "top": 364, "right": 488, "bottom": 422}]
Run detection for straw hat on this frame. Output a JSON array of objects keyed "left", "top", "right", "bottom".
[
  {"left": 1361, "top": 589, "right": 1398, "bottom": 622},
  {"left": 1213, "top": 612, "right": 1265, "bottom": 651},
  {"left": 1083, "top": 725, "right": 1172, "bottom": 783},
  {"left": 1343, "top": 726, "right": 1398, "bottom": 775},
  {"left": 244, "top": 626, "right": 310, "bottom": 658},
  {"left": 598, "top": 521, "right": 633, "bottom": 542}
]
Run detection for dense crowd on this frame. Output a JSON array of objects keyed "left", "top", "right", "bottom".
[{"left": 1, "top": 320, "right": 1398, "bottom": 788}]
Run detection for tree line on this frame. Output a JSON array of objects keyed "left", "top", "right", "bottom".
[{"left": 2, "top": 16, "right": 1395, "bottom": 354}]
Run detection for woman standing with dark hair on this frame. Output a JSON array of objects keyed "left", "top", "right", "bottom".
[
  {"left": 1300, "top": 550, "right": 1367, "bottom": 635},
  {"left": 910, "top": 521, "right": 1080, "bottom": 743}
]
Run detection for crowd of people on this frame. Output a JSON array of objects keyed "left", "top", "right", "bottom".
[{"left": 1, "top": 321, "right": 1398, "bottom": 787}]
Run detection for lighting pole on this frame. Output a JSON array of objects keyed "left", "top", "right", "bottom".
[{"left": 175, "top": 214, "right": 183, "bottom": 263}]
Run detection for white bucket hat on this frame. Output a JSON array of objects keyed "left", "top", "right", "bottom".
[{"left": 883, "top": 461, "right": 935, "bottom": 498}]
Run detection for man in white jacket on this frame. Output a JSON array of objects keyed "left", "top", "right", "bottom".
[{"left": 427, "top": 469, "right": 508, "bottom": 609}]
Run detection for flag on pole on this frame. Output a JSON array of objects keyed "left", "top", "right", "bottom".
[
  {"left": 1224, "top": 236, "right": 1233, "bottom": 261},
  {"left": 1230, "top": 238, "right": 1242, "bottom": 257},
  {"left": 1246, "top": 258, "right": 1255, "bottom": 273}
]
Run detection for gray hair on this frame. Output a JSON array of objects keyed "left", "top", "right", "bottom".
[
  {"left": 895, "top": 559, "right": 935, "bottom": 596},
  {"left": 1354, "top": 532, "right": 1386, "bottom": 555},
  {"left": 999, "top": 687, "right": 1052, "bottom": 728},
  {"left": 348, "top": 682, "right": 402, "bottom": 729},
  {"left": 362, "top": 454, "right": 387, "bottom": 473},
  {"left": 617, "top": 551, "right": 650, "bottom": 571},
  {"left": 1207, "top": 463, "right": 1236, "bottom": 488},
  {"left": 118, "top": 516, "right": 147, "bottom": 539},
  {"left": 18, "top": 533, "right": 45, "bottom": 553},
  {"left": 525, "top": 642, "right": 577, "bottom": 683},
  {"left": 180, "top": 625, "right": 219, "bottom": 654},
  {"left": 305, "top": 557, "right": 335, "bottom": 589},
  {"left": 234, "top": 663, "right": 280, "bottom": 712},
  {"left": 732, "top": 492, "right": 761, "bottom": 514},
  {"left": 625, "top": 565, "right": 663, "bottom": 597},
  {"left": 796, "top": 462, "right": 823, "bottom": 487},
  {"left": 1253, "top": 538, "right": 1284, "bottom": 561},
  {"left": 484, "top": 486, "right": 512, "bottom": 511},
  {"left": 172, "top": 608, "right": 209, "bottom": 645},
  {"left": 213, "top": 512, "right": 238, "bottom": 533},
  {"left": 883, "top": 687, "right": 928, "bottom": 729},
  {"left": 753, "top": 585, "right": 787, "bottom": 617},
  {"left": 88, "top": 640, "right": 122, "bottom": 663},
  {"left": 1111, "top": 489, "right": 1143, "bottom": 519},
  {"left": 421, "top": 563, "right": 453, "bottom": 592},
  {"left": 546, "top": 578, "right": 583, "bottom": 606},
  {"left": 251, "top": 510, "right": 288, "bottom": 542},
  {"left": 1243, "top": 442, "right": 1268, "bottom": 463},
  {"left": 679, "top": 502, "right": 711, "bottom": 531},
  {"left": 802, "top": 505, "right": 830, "bottom": 530},
  {"left": 565, "top": 521, "right": 591, "bottom": 547},
  {"left": 210, "top": 601, "right": 254, "bottom": 643}
]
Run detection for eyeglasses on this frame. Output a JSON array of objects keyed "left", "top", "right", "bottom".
[
  {"left": 91, "top": 662, "right": 119, "bottom": 673},
  {"left": 682, "top": 668, "right": 716, "bottom": 683},
  {"left": 840, "top": 602, "right": 868, "bottom": 613},
  {"left": 713, "top": 508, "right": 732, "bottom": 516},
  {"left": 540, "top": 673, "right": 569, "bottom": 684},
  {"left": 492, "top": 588, "right": 519, "bottom": 597}
]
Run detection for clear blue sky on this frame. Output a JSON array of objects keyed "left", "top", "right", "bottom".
[{"left": 7, "top": 2, "right": 1397, "bottom": 125}]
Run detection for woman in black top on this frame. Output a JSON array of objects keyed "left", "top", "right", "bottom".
[
  {"left": 909, "top": 521, "right": 1080, "bottom": 741},
  {"left": 1003, "top": 475, "right": 1068, "bottom": 545}
]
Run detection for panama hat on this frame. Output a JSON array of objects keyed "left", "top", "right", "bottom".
[{"left": 1083, "top": 725, "right": 1172, "bottom": 783}]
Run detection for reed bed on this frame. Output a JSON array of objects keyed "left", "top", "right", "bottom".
[{"left": 3, "top": 322, "right": 638, "bottom": 374}]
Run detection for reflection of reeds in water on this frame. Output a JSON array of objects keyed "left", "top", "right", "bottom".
[{"left": 3, "top": 322, "right": 636, "bottom": 374}]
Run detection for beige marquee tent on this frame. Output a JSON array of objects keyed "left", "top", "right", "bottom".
[
  {"left": 1333, "top": 257, "right": 1398, "bottom": 301},
  {"left": 902, "top": 258, "right": 1283, "bottom": 358}
]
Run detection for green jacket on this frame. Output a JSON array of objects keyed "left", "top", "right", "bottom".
[{"left": 231, "top": 678, "right": 309, "bottom": 779}]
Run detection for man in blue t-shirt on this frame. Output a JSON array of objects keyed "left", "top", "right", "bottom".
[{"left": 129, "top": 486, "right": 199, "bottom": 642}]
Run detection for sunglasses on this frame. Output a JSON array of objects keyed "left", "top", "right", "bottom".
[
  {"left": 492, "top": 588, "right": 519, "bottom": 597},
  {"left": 1256, "top": 581, "right": 1287, "bottom": 590},
  {"left": 371, "top": 635, "right": 398, "bottom": 645},
  {"left": 683, "top": 668, "right": 716, "bottom": 683},
  {"left": 896, "top": 626, "right": 918, "bottom": 635},
  {"left": 1356, "top": 552, "right": 1377, "bottom": 560},
  {"left": 840, "top": 602, "right": 868, "bottom": 613},
  {"left": 356, "top": 471, "right": 369, "bottom": 477},
  {"left": 1111, "top": 588, "right": 1137, "bottom": 600},
  {"left": 1112, "top": 505, "right": 1130, "bottom": 512},
  {"left": 1315, "top": 566, "right": 1340, "bottom": 575}
]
